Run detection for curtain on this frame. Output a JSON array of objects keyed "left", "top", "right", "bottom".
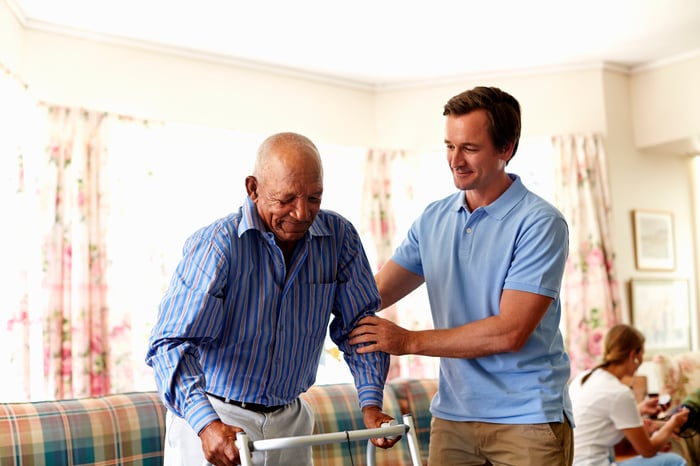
[
  {"left": 360, "top": 149, "right": 438, "bottom": 380},
  {"left": 42, "top": 107, "right": 111, "bottom": 398},
  {"left": 0, "top": 65, "right": 48, "bottom": 401},
  {"left": 552, "top": 134, "right": 622, "bottom": 376},
  {"left": 1, "top": 90, "right": 155, "bottom": 400},
  {"left": 361, "top": 149, "right": 401, "bottom": 269},
  {"left": 361, "top": 149, "right": 401, "bottom": 378}
]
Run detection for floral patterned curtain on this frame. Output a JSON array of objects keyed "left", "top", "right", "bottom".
[
  {"left": 360, "top": 149, "right": 438, "bottom": 380},
  {"left": 1, "top": 96, "right": 163, "bottom": 400},
  {"left": 361, "top": 149, "right": 400, "bottom": 268},
  {"left": 361, "top": 149, "right": 400, "bottom": 378},
  {"left": 552, "top": 134, "right": 622, "bottom": 376},
  {"left": 42, "top": 107, "right": 111, "bottom": 398}
]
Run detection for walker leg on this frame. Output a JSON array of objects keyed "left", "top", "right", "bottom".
[
  {"left": 367, "top": 441, "right": 376, "bottom": 466},
  {"left": 235, "top": 431, "right": 253, "bottom": 466},
  {"left": 402, "top": 414, "right": 423, "bottom": 466}
]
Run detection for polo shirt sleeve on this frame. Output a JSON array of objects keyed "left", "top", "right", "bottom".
[
  {"left": 503, "top": 213, "right": 568, "bottom": 298},
  {"left": 392, "top": 217, "right": 425, "bottom": 276}
]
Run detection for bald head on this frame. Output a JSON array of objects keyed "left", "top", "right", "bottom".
[{"left": 253, "top": 132, "right": 323, "bottom": 184}]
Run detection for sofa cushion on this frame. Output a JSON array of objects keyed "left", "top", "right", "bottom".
[
  {"left": 300, "top": 382, "right": 409, "bottom": 466},
  {"left": 0, "top": 391, "right": 166, "bottom": 466}
]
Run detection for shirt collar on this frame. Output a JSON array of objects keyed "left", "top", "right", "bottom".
[
  {"left": 238, "top": 196, "right": 332, "bottom": 238},
  {"left": 452, "top": 173, "right": 527, "bottom": 220}
]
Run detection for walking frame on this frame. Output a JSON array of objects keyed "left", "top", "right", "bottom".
[{"left": 230, "top": 413, "right": 423, "bottom": 466}]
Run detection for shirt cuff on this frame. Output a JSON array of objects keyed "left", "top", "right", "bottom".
[
  {"left": 357, "top": 384, "right": 384, "bottom": 411},
  {"left": 185, "top": 396, "right": 221, "bottom": 434}
]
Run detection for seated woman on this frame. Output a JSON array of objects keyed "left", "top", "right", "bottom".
[{"left": 570, "top": 324, "right": 690, "bottom": 465}]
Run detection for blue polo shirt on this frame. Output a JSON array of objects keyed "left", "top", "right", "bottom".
[{"left": 393, "top": 174, "right": 573, "bottom": 424}]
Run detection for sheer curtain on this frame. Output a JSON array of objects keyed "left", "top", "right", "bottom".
[
  {"left": 359, "top": 149, "right": 449, "bottom": 380},
  {"left": 0, "top": 66, "right": 49, "bottom": 401},
  {"left": 360, "top": 149, "right": 403, "bottom": 379},
  {"left": 42, "top": 107, "right": 111, "bottom": 399},
  {"left": 552, "top": 134, "right": 622, "bottom": 376},
  {"left": 2, "top": 103, "right": 114, "bottom": 400}
]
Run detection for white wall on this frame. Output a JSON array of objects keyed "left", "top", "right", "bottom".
[
  {"left": 603, "top": 71, "right": 698, "bottom": 347},
  {"left": 630, "top": 54, "right": 700, "bottom": 152},
  {"left": 16, "top": 30, "right": 376, "bottom": 148}
]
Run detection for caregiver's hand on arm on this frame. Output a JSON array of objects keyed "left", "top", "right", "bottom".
[{"left": 350, "top": 289, "right": 552, "bottom": 359}]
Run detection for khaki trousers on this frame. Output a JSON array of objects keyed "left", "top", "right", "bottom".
[{"left": 428, "top": 416, "right": 573, "bottom": 466}]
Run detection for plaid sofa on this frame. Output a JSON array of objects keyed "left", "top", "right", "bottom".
[
  {"left": 0, "top": 392, "right": 166, "bottom": 466},
  {"left": 0, "top": 379, "right": 438, "bottom": 466}
]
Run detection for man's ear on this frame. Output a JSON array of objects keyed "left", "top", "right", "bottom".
[
  {"left": 245, "top": 176, "right": 258, "bottom": 200},
  {"left": 500, "top": 141, "right": 515, "bottom": 163}
]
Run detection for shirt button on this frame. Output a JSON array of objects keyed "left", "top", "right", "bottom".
[{"left": 466, "top": 227, "right": 472, "bottom": 234}]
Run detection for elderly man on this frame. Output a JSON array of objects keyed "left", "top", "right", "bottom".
[{"left": 147, "top": 132, "right": 396, "bottom": 466}]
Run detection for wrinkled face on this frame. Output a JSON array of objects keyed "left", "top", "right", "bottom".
[
  {"left": 444, "top": 110, "right": 512, "bottom": 192},
  {"left": 247, "top": 151, "right": 323, "bottom": 248}
]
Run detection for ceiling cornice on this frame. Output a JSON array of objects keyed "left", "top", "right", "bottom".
[
  {"left": 4, "top": 0, "right": 27, "bottom": 26},
  {"left": 9, "top": 0, "right": 694, "bottom": 92},
  {"left": 631, "top": 49, "right": 700, "bottom": 74}
]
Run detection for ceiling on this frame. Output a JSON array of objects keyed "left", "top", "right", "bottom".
[{"left": 7, "top": 0, "right": 700, "bottom": 88}]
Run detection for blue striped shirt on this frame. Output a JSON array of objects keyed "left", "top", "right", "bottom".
[{"left": 146, "top": 197, "right": 389, "bottom": 433}]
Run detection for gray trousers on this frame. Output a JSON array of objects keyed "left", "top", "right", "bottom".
[{"left": 164, "top": 395, "right": 314, "bottom": 466}]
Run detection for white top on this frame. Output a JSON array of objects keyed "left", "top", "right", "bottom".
[{"left": 569, "top": 368, "right": 642, "bottom": 466}]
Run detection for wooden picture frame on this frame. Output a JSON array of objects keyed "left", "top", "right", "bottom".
[
  {"left": 632, "top": 210, "right": 675, "bottom": 270},
  {"left": 630, "top": 278, "right": 690, "bottom": 353}
]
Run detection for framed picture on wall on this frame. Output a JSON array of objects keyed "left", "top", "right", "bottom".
[
  {"left": 632, "top": 209, "right": 676, "bottom": 270},
  {"left": 630, "top": 278, "right": 690, "bottom": 353}
]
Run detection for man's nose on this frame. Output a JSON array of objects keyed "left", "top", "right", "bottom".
[
  {"left": 447, "top": 149, "right": 460, "bottom": 167},
  {"left": 291, "top": 200, "right": 310, "bottom": 220}
]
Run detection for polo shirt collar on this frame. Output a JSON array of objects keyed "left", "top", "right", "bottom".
[{"left": 453, "top": 173, "right": 527, "bottom": 220}]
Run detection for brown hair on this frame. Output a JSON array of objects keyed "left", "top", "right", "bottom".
[
  {"left": 581, "top": 324, "right": 645, "bottom": 384},
  {"left": 443, "top": 86, "right": 522, "bottom": 159}
]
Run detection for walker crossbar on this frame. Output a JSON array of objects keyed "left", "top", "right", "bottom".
[
  {"left": 233, "top": 413, "right": 423, "bottom": 466},
  {"left": 244, "top": 424, "right": 407, "bottom": 451}
]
